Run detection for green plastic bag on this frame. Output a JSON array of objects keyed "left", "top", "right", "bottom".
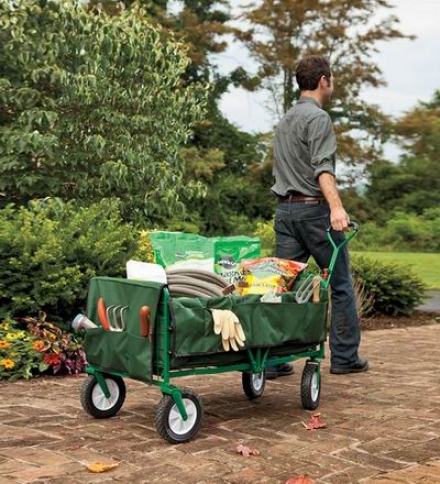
[
  {"left": 149, "top": 231, "right": 214, "bottom": 271},
  {"left": 213, "top": 236, "right": 261, "bottom": 284},
  {"left": 149, "top": 232, "right": 261, "bottom": 277}
]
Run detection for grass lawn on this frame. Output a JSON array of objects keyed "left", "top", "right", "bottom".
[{"left": 353, "top": 252, "right": 440, "bottom": 290}]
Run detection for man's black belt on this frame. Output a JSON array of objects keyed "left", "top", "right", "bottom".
[{"left": 278, "top": 194, "right": 324, "bottom": 203}]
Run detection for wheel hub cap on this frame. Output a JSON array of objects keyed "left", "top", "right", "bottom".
[
  {"left": 168, "top": 399, "right": 197, "bottom": 435},
  {"left": 252, "top": 372, "right": 264, "bottom": 391},
  {"left": 92, "top": 379, "right": 120, "bottom": 410},
  {"left": 311, "top": 372, "right": 319, "bottom": 401}
]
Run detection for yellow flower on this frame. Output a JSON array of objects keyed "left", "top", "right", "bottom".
[
  {"left": 0, "top": 340, "right": 11, "bottom": 350},
  {"left": 0, "top": 322, "right": 10, "bottom": 331},
  {"left": 5, "top": 332, "right": 18, "bottom": 341},
  {"left": 0, "top": 358, "right": 15, "bottom": 370},
  {"left": 5, "top": 331, "right": 25, "bottom": 341}
]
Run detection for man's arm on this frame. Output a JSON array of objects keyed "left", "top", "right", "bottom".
[{"left": 318, "top": 172, "right": 350, "bottom": 231}]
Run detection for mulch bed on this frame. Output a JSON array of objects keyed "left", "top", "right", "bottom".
[{"left": 360, "top": 310, "right": 440, "bottom": 331}]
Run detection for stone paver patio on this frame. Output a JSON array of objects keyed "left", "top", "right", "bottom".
[{"left": 1, "top": 323, "right": 440, "bottom": 484}]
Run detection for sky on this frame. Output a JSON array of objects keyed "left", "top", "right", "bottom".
[{"left": 216, "top": 0, "right": 440, "bottom": 140}]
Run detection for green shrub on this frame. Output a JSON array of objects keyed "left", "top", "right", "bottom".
[
  {"left": 253, "top": 219, "right": 275, "bottom": 256},
  {"left": 0, "top": 199, "right": 151, "bottom": 320},
  {"left": 349, "top": 221, "right": 392, "bottom": 251},
  {"left": 351, "top": 256, "right": 426, "bottom": 316},
  {"left": 350, "top": 209, "right": 440, "bottom": 252}
]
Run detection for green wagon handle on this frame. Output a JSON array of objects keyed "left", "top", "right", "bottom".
[{"left": 321, "top": 221, "right": 359, "bottom": 289}]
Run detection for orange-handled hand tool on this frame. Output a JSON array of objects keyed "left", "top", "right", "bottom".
[
  {"left": 97, "top": 298, "right": 111, "bottom": 330},
  {"left": 140, "top": 306, "right": 151, "bottom": 341}
]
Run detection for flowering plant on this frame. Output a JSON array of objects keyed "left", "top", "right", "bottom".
[
  {"left": 0, "top": 313, "right": 87, "bottom": 381},
  {"left": 0, "top": 319, "right": 45, "bottom": 381}
]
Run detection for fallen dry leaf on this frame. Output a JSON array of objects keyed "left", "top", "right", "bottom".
[
  {"left": 87, "top": 461, "right": 119, "bottom": 473},
  {"left": 285, "top": 475, "right": 315, "bottom": 484},
  {"left": 303, "top": 412, "right": 327, "bottom": 431},
  {"left": 236, "top": 443, "right": 260, "bottom": 457}
]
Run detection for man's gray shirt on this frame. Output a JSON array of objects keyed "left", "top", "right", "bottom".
[{"left": 272, "top": 97, "right": 337, "bottom": 198}]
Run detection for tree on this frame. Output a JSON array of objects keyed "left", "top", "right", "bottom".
[
  {"left": 88, "top": 0, "right": 167, "bottom": 18},
  {"left": 166, "top": 0, "right": 232, "bottom": 84},
  {"left": 161, "top": 0, "right": 272, "bottom": 233},
  {"left": 85, "top": 1, "right": 275, "bottom": 234},
  {"left": 237, "top": 0, "right": 411, "bottom": 171},
  {"left": 365, "top": 90, "right": 440, "bottom": 218},
  {"left": 0, "top": 0, "right": 207, "bottom": 226},
  {"left": 96, "top": 0, "right": 232, "bottom": 84},
  {"left": 394, "top": 89, "right": 440, "bottom": 159}
]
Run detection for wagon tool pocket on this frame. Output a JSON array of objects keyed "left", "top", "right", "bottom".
[{"left": 84, "top": 277, "right": 164, "bottom": 382}]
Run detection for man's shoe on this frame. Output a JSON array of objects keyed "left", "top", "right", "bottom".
[
  {"left": 330, "top": 358, "right": 369, "bottom": 375},
  {"left": 265, "top": 363, "right": 295, "bottom": 380}
]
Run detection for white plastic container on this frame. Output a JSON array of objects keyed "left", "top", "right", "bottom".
[{"left": 126, "top": 260, "right": 167, "bottom": 284}]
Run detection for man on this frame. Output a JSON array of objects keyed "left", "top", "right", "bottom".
[{"left": 266, "top": 55, "right": 368, "bottom": 379}]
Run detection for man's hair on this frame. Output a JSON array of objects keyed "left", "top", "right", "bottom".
[{"left": 296, "top": 55, "right": 331, "bottom": 91}]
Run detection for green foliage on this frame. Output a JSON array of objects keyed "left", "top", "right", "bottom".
[
  {"left": 366, "top": 157, "right": 440, "bottom": 219},
  {"left": 395, "top": 89, "right": 440, "bottom": 159},
  {"left": 176, "top": 132, "right": 274, "bottom": 236},
  {"left": 166, "top": 0, "right": 232, "bottom": 84},
  {"left": 349, "top": 209, "right": 440, "bottom": 252},
  {"left": 363, "top": 90, "right": 440, "bottom": 223},
  {"left": 253, "top": 219, "right": 275, "bottom": 256},
  {"left": 0, "top": 199, "right": 149, "bottom": 319},
  {"left": 351, "top": 256, "right": 426, "bottom": 316},
  {"left": 82, "top": 0, "right": 273, "bottom": 235},
  {"left": 352, "top": 251, "right": 440, "bottom": 290},
  {"left": 0, "top": 0, "right": 207, "bottom": 225}
]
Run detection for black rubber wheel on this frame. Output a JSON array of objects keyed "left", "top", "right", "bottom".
[
  {"left": 154, "top": 388, "right": 203, "bottom": 444},
  {"left": 300, "top": 362, "right": 321, "bottom": 410},
  {"left": 80, "top": 374, "right": 126, "bottom": 419},
  {"left": 242, "top": 371, "right": 265, "bottom": 400}
]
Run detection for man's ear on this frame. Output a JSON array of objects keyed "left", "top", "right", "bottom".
[{"left": 320, "top": 75, "right": 331, "bottom": 88}]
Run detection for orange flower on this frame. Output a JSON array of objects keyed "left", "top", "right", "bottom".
[
  {"left": 32, "top": 340, "right": 46, "bottom": 352},
  {"left": 0, "top": 340, "right": 11, "bottom": 350},
  {"left": 0, "top": 358, "right": 15, "bottom": 370}
]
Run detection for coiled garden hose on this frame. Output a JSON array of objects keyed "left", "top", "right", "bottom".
[{"left": 165, "top": 267, "right": 229, "bottom": 298}]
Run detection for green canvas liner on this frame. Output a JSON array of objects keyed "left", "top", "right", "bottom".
[
  {"left": 83, "top": 277, "right": 329, "bottom": 381},
  {"left": 155, "top": 290, "right": 328, "bottom": 370}
]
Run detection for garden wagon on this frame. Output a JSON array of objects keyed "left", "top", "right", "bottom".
[{"left": 80, "top": 226, "right": 358, "bottom": 443}]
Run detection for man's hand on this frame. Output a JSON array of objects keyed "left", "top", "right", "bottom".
[
  {"left": 318, "top": 173, "right": 349, "bottom": 232},
  {"left": 330, "top": 206, "right": 350, "bottom": 232}
]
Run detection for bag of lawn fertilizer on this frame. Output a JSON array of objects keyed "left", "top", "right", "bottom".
[
  {"left": 213, "top": 236, "right": 261, "bottom": 285},
  {"left": 150, "top": 231, "right": 214, "bottom": 271}
]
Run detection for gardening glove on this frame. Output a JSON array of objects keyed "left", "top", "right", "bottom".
[{"left": 211, "top": 309, "right": 246, "bottom": 352}]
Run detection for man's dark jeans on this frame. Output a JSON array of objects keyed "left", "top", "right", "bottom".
[{"left": 274, "top": 201, "right": 361, "bottom": 367}]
